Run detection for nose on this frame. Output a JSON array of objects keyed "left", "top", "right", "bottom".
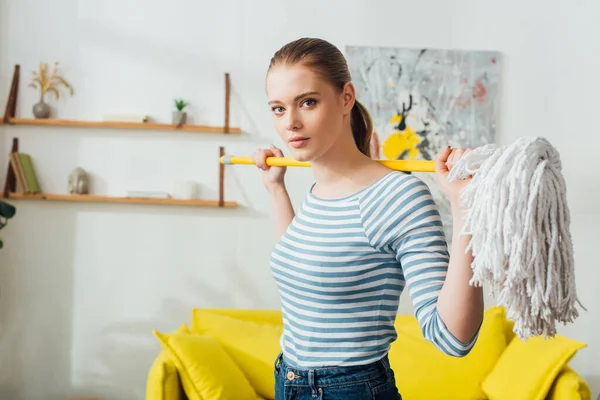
[{"left": 285, "top": 109, "right": 302, "bottom": 131}]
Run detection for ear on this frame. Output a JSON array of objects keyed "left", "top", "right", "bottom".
[{"left": 341, "top": 82, "right": 356, "bottom": 115}]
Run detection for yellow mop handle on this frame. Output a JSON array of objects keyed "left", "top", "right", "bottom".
[{"left": 219, "top": 155, "right": 436, "bottom": 173}]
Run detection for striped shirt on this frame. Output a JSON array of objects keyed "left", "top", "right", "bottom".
[{"left": 269, "top": 171, "right": 479, "bottom": 368}]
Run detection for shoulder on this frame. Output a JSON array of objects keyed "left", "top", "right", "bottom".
[
  {"left": 359, "top": 171, "right": 435, "bottom": 218},
  {"left": 359, "top": 171, "right": 440, "bottom": 248}
]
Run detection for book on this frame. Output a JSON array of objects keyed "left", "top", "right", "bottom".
[{"left": 8, "top": 152, "right": 41, "bottom": 194}]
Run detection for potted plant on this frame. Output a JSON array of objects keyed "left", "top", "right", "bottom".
[
  {"left": 172, "top": 99, "right": 189, "bottom": 125},
  {"left": 28, "top": 61, "right": 74, "bottom": 119},
  {"left": 0, "top": 200, "right": 16, "bottom": 249}
]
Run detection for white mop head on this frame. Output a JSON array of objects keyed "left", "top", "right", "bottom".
[{"left": 447, "top": 136, "right": 585, "bottom": 340}]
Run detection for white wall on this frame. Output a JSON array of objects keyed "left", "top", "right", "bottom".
[
  {"left": 0, "top": 0, "right": 7, "bottom": 169},
  {"left": 0, "top": 0, "right": 598, "bottom": 399}
]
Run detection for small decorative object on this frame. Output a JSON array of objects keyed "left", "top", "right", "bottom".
[
  {"left": 68, "top": 167, "right": 89, "bottom": 194},
  {"left": 172, "top": 98, "right": 189, "bottom": 125},
  {"left": 28, "top": 61, "right": 74, "bottom": 119}
]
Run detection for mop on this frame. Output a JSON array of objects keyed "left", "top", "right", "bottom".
[
  {"left": 219, "top": 135, "right": 585, "bottom": 339},
  {"left": 446, "top": 136, "right": 585, "bottom": 340}
]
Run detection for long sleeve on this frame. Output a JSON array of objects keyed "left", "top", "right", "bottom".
[{"left": 361, "top": 173, "right": 479, "bottom": 357}]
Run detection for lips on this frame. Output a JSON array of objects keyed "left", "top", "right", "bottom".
[
  {"left": 288, "top": 136, "right": 309, "bottom": 149},
  {"left": 289, "top": 135, "right": 308, "bottom": 142}
]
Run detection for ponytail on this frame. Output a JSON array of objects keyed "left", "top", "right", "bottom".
[{"left": 351, "top": 100, "right": 374, "bottom": 158}]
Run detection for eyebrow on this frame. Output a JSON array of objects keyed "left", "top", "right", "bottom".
[{"left": 268, "top": 91, "right": 320, "bottom": 105}]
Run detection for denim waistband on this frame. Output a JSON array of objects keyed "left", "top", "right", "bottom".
[{"left": 275, "top": 352, "right": 393, "bottom": 388}]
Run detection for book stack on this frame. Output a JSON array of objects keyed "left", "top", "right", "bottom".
[{"left": 9, "top": 152, "right": 41, "bottom": 194}]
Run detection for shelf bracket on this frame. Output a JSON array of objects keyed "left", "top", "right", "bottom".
[
  {"left": 218, "top": 146, "right": 225, "bottom": 207},
  {"left": 224, "top": 73, "right": 230, "bottom": 134}
]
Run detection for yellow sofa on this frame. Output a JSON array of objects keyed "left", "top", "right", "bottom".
[{"left": 146, "top": 306, "right": 591, "bottom": 400}]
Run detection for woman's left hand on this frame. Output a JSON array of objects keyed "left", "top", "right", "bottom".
[{"left": 435, "top": 146, "right": 472, "bottom": 208}]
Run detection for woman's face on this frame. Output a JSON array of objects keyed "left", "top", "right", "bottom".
[{"left": 266, "top": 64, "right": 354, "bottom": 162}]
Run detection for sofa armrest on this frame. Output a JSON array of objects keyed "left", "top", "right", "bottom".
[{"left": 546, "top": 366, "right": 592, "bottom": 400}]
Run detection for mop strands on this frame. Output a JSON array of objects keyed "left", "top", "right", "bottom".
[{"left": 447, "top": 136, "right": 585, "bottom": 340}]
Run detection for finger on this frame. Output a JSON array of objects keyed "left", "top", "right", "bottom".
[
  {"left": 256, "top": 149, "right": 267, "bottom": 170},
  {"left": 252, "top": 150, "right": 261, "bottom": 168},
  {"left": 263, "top": 149, "right": 283, "bottom": 170},
  {"left": 262, "top": 148, "right": 278, "bottom": 168},
  {"left": 262, "top": 147, "right": 284, "bottom": 167},
  {"left": 462, "top": 148, "right": 473, "bottom": 177},
  {"left": 449, "top": 146, "right": 467, "bottom": 162},
  {"left": 446, "top": 148, "right": 456, "bottom": 165},
  {"left": 436, "top": 146, "right": 452, "bottom": 174},
  {"left": 271, "top": 147, "right": 284, "bottom": 158},
  {"left": 444, "top": 149, "right": 455, "bottom": 173},
  {"left": 262, "top": 149, "right": 275, "bottom": 171},
  {"left": 452, "top": 148, "right": 465, "bottom": 162}
]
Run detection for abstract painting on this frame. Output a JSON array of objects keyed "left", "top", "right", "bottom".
[{"left": 346, "top": 45, "right": 501, "bottom": 240}]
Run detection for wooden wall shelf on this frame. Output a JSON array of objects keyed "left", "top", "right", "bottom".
[
  {"left": 3, "top": 117, "right": 241, "bottom": 134},
  {"left": 1, "top": 68, "right": 239, "bottom": 208},
  {"left": 3, "top": 192, "right": 238, "bottom": 208}
]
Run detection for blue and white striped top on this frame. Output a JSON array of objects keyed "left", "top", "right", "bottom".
[{"left": 270, "top": 171, "right": 478, "bottom": 368}]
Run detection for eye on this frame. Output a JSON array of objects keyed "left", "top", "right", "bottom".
[
  {"left": 271, "top": 106, "right": 284, "bottom": 114},
  {"left": 302, "top": 98, "right": 317, "bottom": 107}
]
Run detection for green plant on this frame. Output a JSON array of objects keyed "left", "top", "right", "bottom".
[
  {"left": 0, "top": 200, "right": 16, "bottom": 249},
  {"left": 174, "top": 99, "right": 189, "bottom": 111}
]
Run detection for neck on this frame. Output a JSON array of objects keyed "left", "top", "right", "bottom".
[{"left": 310, "top": 132, "right": 372, "bottom": 186}]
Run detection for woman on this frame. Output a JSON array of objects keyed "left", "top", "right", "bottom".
[{"left": 253, "top": 37, "right": 484, "bottom": 400}]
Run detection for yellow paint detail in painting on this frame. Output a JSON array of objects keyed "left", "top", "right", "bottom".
[
  {"left": 388, "top": 114, "right": 402, "bottom": 124},
  {"left": 382, "top": 126, "right": 421, "bottom": 160}
]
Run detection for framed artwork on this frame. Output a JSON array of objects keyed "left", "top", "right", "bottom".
[{"left": 346, "top": 45, "right": 502, "bottom": 240}]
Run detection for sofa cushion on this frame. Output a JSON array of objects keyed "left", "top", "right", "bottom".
[
  {"left": 389, "top": 306, "right": 508, "bottom": 399},
  {"left": 481, "top": 332, "right": 587, "bottom": 400},
  {"left": 153, "top": 328, "right": 256, "bottom": 400},
  {"left": 192, "top": 310, "right": 283, "bottom": 400},
  {"left": 547, "top": 366, "right": 592, "bottom": 400},
  {"left": 146, "top": 324, "right": 188, "bottom": 400}
]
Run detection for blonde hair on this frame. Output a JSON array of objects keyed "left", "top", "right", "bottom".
[{"left": 268, "top": 38, "right": 374, "bottom": 157}]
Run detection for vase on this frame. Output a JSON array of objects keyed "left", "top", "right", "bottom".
[
  {"left": 33, "top": 98, "right": 51, "bottom": 119},
  {"left": 172, "top": 110, "right": 187, "bottom": 125}
]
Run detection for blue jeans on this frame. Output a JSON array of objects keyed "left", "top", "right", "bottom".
[{"left": 273, "top": 352, "right": 402, "bottom": 400}]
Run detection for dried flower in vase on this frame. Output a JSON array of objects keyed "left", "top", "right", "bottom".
[{"left": 28, "top": 61, "right": 74, "bottom": 118}]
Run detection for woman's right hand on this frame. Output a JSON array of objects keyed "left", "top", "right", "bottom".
[{"left": 252, "top": 146, "right": 287, "bottom": 190}]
